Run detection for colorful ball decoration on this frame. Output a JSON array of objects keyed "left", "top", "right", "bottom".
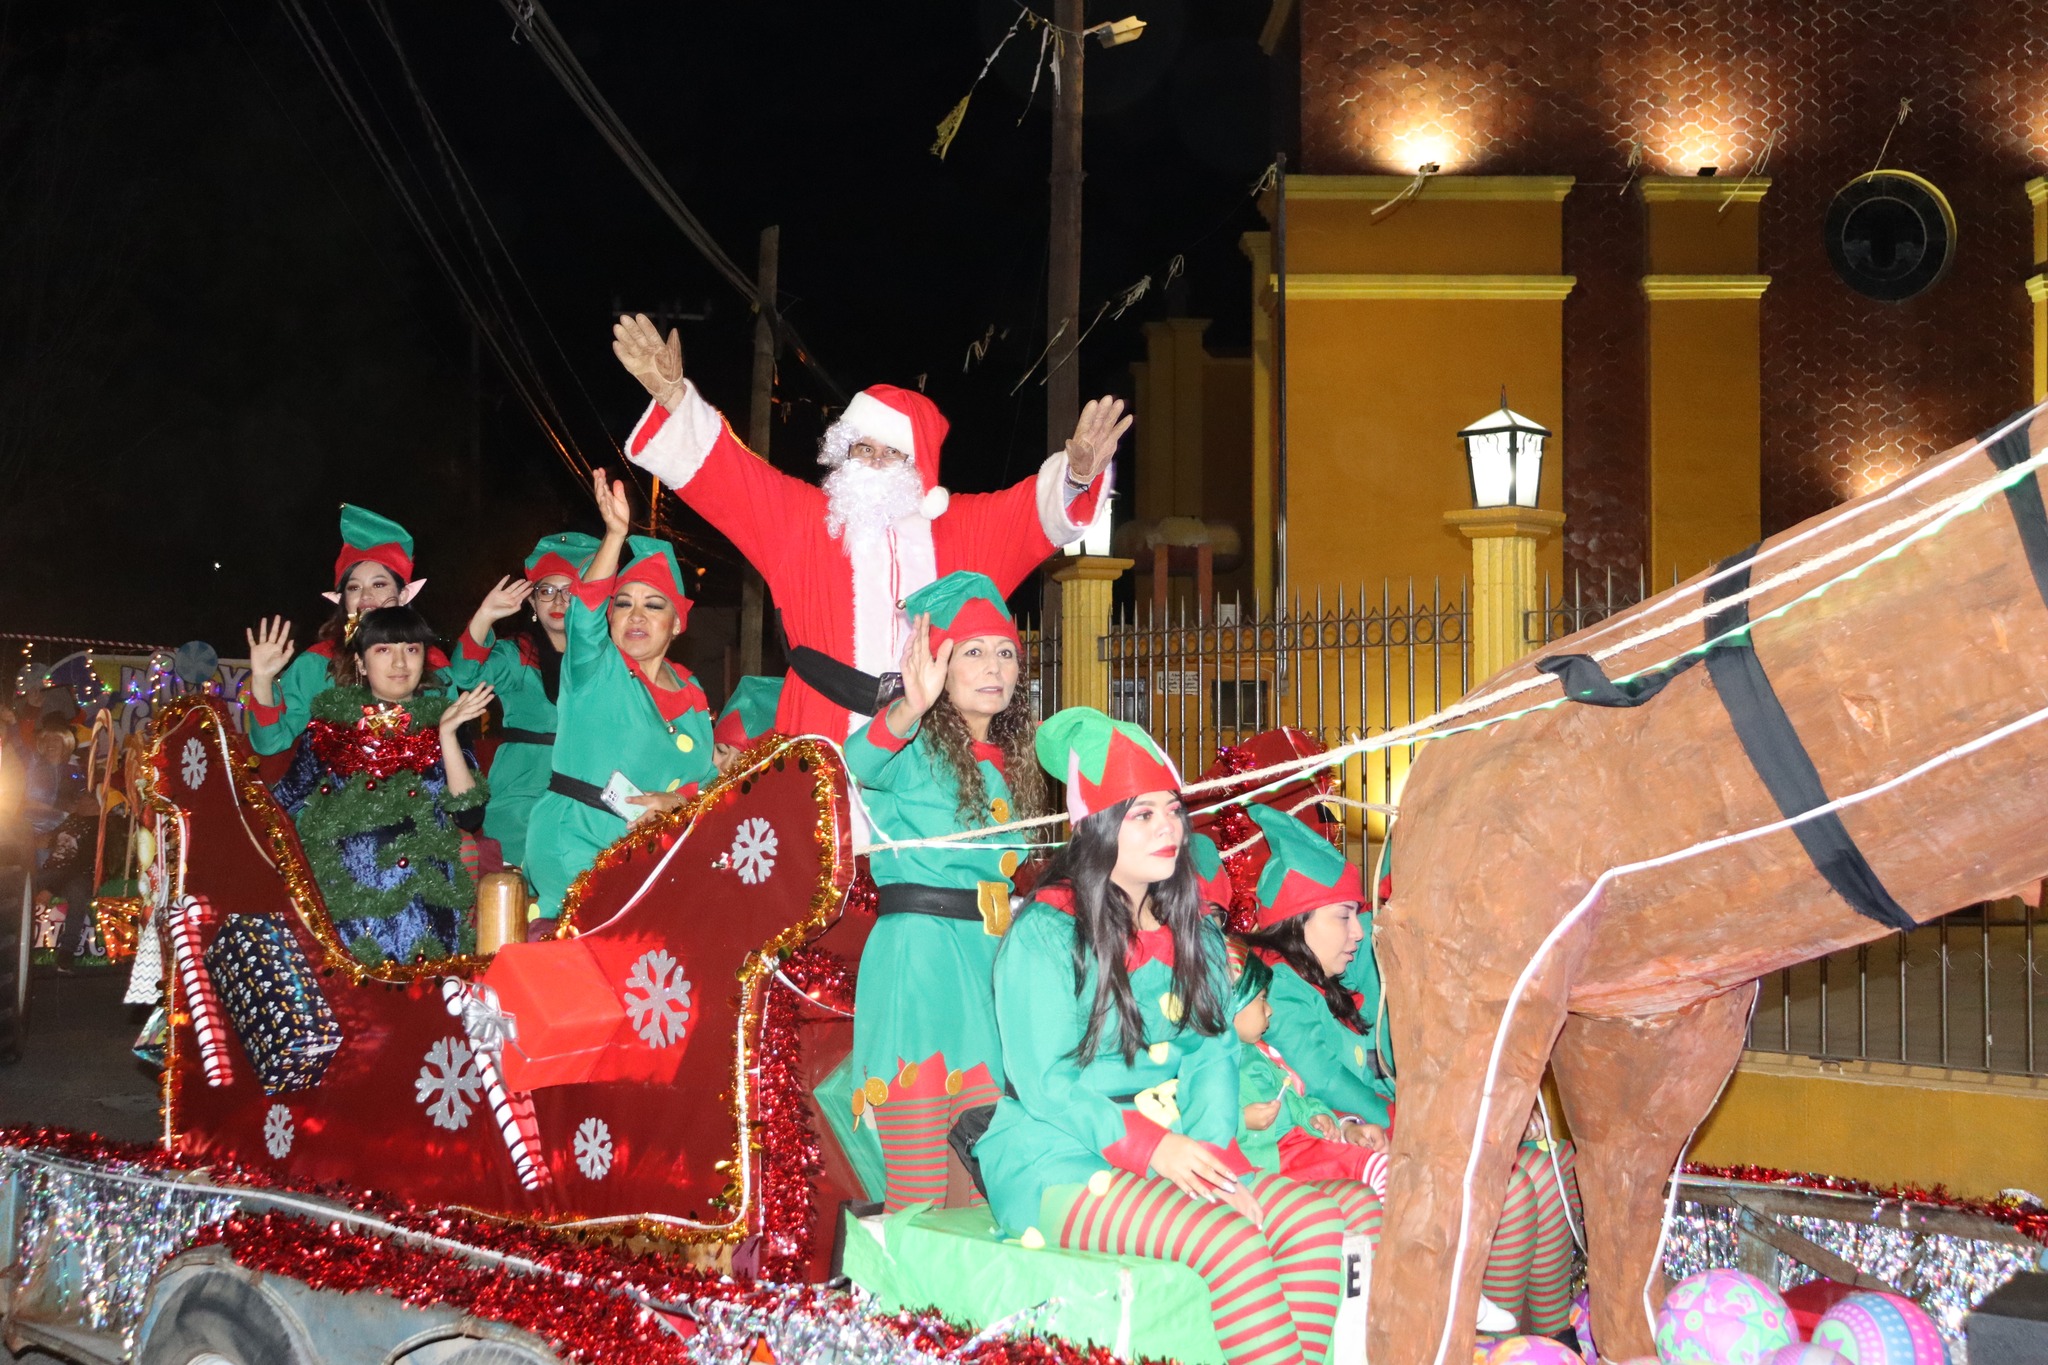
[
  {"left": 1654, "top": 1268, "right": 1796, "bottom": 1365},
  {"left": 1766, "top": 1346, "right": 1852, "bottom": 1365},
  {"left": 1809, "top": 1292, "right": 1948, "bottom": 1365},
  {"left": 1570, "top": 1288, "right": 1598, "bottom": 1362},
  {"left": 1484, "top": 1335, "right": 1585, "bottom": 1365}
]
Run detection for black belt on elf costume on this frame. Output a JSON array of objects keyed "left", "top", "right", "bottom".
[
  {"left": 497, "top": 727, "right": 555, "bottom": 747},
  {"left": 875, "top": 883, "right": 984, "bottom": 921},
  {"left": 548, "top": 772, "right": 613, "bottom": 815},
  {"left": 1537, "top": 544, "right": 1916, "bottom": 932}
]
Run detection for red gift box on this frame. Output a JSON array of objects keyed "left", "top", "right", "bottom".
[{"left": 484, "top": 938, "right": 629, "bottom": 1091}]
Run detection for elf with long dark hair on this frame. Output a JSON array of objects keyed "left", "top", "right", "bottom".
[
  {"left": 271, "top": 605, "right": 492, "bottom": 965},
  {"left": 974, "top": 707, "right": 1351, "bottom": 1365},
  {"left": 445, "top": 532, "right": 599, "bottom": 869},
  {"left": 244, "top": 505, "right": 448, "bottom": 755},
  {"left": 844, "top": 571, "right": 1046, "bottom": 1211},
  {"left": 523, "top": 472, "right": 717, "bottom": 924}
]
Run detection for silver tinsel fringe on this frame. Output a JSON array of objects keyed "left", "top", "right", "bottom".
[
  {"left": 1661, "top": 1200, "right": 2048, "bottom": 1359},
  {"left": 0, "top": 1149, "right": 240, "bottom": 1344}
]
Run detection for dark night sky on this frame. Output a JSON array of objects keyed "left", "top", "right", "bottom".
[{"left": 0, "top": 1, "right": 1283, "bottom": 662}]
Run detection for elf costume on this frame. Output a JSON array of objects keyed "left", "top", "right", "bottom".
[
  {"left": 1248, "top": 805, "right": 1397, "bottom": 1127},
  {"left": 248, "top": 506, "right": 446, "bottom": 755},
  {"left": 842, "top": 572, "right": 1020, "bottom": 1212},
  {"left": 626, "top": 380, "right": 1106, "bottom": 739},
  {"left": 973, "top": 707, "right": 1353, "bottom": 1365},
  {"left": 444, "top": 532, "right": 598, "bottom": 868},
  {"left": 271, "top": 687, "right": 488, "bottom": 966},
  {"left": 1190, "top": 832, "right": 1235, "bottom": 915},
  {"left": 714, "top": 675, "right": 783, "bottom": 751},
  {"left": 1233, "top": 954, "right": 1384, "bottom": 1192},
  {"left": 523, "top": 537, "right": 716, "bottom": 919}
]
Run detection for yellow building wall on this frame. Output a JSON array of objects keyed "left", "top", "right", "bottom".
[
  {"left": 1691, "top": 1052, "right": 2048, "bottom": 1199},
  {"left": 1257, "top": 176, "right": 1574, "bottom": 604}
]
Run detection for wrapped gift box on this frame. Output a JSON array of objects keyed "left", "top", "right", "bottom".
[
  {"left": 482, "top": 938, "right": 629, "bottom": 1091},
  {"left": 203, "top": 914, "right": 342, "bottom": 1094}
]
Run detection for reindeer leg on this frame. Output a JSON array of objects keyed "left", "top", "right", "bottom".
[
  {"left": 1366, "top": 914, "right": 1582, "bottom": 1365},
  {"left": 1550, "top": 984, "right": 1756, "bottom": 1362}
]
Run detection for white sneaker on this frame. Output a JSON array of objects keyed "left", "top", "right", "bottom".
[{"left": 1475, "top": 1295, "right": 1517, "bottom": 1334}]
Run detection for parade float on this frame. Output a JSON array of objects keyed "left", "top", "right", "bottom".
[{"left": 12, "top": 415, "right": 2048, "bottom": 1364}]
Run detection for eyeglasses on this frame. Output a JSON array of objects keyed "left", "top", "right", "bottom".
[
  {"left": 533, "top": 585, "right": 572, "bottom": 602},
  {"left": 848, "top": 440, "right": 909, "bottom": 466}
]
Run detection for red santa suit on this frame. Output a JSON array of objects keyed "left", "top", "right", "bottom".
[{"left": 626, "top": 381, "right": 1106, "bottom": 739}]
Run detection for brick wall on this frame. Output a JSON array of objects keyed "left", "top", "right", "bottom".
[{"left": 1301, "top": 1, "right": 2048, "bottom": 575}]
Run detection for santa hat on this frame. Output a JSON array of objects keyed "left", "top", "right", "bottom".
[
  {"left": 524, "top": 531, "right": 601, "bottom": 584},
  {"left": 839, "top": 384, "right": 951, "bottom": 519},
  {"left": 327, "top": 504, "right": 424, "bottom": 603},
  {"left": 1189, "top": 832, "right": 1236, "bottom": 912},
  {"left": 614, "top": 535, "right": 693, "bottom": 630},
  {"left": 901, "top": 571, "right": 1018, "bottom": 650},
  {"left": 714, "top": 676, "right": 783, "bottom": 748},
  {"left": 1035, "top": 706, "right": 1180, "bottom": 824},
  {"left": 1249, "top": 805, "right": 1363, "bottom": 928}
]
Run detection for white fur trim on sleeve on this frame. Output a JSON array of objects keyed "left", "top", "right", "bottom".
[
  {"left": 920, "top": 486, "right": 950, "bottom": 519},
  {"left": 625, "top": 380, "right": 724, "bottom": 490},
  {"left": 1036, "top": 450, "right": 1112, "bottom": 547},
  {"left": 841, "top": 391, "right": 917, "bottom": 456}
]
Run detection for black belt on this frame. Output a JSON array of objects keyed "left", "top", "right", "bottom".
[
  {"left": 1984, "top": 413, "right": 2048, "bottom": 611},
  {"left": 497, "top": 727, "right": 555, "bottom": 746},
  {"left": 876, "top": 883, "right": 983, "bottom": 922},
  {"left": 548, "top": 771, "right": 615, "bottom": 816},
  {"left": 1538, "top": 546, "right": 1914, "bottom": 931}
]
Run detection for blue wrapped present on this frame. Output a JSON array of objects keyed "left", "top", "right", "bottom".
[{"left": 203, "top": 914, "right": 342, "bottom": 1094}]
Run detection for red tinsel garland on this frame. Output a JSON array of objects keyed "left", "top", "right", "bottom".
[
  {"left": 1681, "top": 1161, "right": 2048, "bottom": 1246},
  {"left": 752, "top": 946, "right": 857, "bottom": 1282},
  {"left": 1, "top": 1124, "right": 1146, "bottom": 1365}
]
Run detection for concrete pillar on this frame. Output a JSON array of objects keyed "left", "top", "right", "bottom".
[
  {"left": 2029, "top": 178, "right": 2047, "bottom": 403},
  {"left": 1639, "top": 176, "right": 1770, "bottom": 582},
  {"left": 1048, "top": 556, "right": 1133, "bottom": 714},
  {"left": 1444, "top": 507, "right": 1566, "bottom": 684}
]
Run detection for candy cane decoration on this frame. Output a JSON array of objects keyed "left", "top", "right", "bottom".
[
  {"left": 168, "top": 896, "right": 232, "bottom": 1087},
  {"left": 442, "top": 979, "right": 548, "bottom": 1191}
]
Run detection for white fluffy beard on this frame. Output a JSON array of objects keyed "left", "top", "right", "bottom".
[{"left": 822, "top": 459, "right": 925, "bottom": 542}]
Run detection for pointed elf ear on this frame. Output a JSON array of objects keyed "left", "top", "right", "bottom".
[
  {"left": 399, "top": 578, "right": 427, "bottom": 604},
  {"left": 321, "top": 591, "right": 342, "bottom": 605}
]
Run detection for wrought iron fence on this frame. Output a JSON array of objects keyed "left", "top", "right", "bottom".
[
  {"left": 1533, "top": 570, "right": 2048, "bottom": 1077},
  {"left": 1016, "top": 623, "right": 1061, "bottom": 722},
  {"left": 1096, "top": 583, "right": 1469, "bottom": 861}
]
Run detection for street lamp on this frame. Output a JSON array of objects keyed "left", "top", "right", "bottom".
[{"left": 1457, "top": 397, "right": 1551, "bottom": 509}]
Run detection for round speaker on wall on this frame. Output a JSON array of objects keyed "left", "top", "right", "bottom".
[{"left": 1824, "top": 170, "right": 1957, "bottom": 302}]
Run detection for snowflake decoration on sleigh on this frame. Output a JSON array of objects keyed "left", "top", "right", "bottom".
[
  {"left": 179, "top": 737, "right": 208, "bottom": 790},
  {"left": 573, "top": 1116, "right": 614, "bottom": 1180},
  {"left": 416, "top": 1036, "right": 484, "bottom": 1130},
  {"left": 263, "top": 1104, "right": 294, "bottom": 1159},
  {"left": 622, "top": 949, "right": 693, "bottom": 1048},
  {"left": 727, "top": 816, "right": 778, "bottom": 885}
]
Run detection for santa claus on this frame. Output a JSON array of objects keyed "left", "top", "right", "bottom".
[{"left": 611, "top": 312, "right": 1126, "bottom": 739}]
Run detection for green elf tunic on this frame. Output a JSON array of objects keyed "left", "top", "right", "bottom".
[
  {"left": 522, "top": 563, "right": 716, "bottom": 919},
  {"left": 1261, "top": 959, "right": 1393, "bottom": 1126},
  {"left": 1236, "top": 1040, "right": 1342, "bottom": 1173},
  {"left": 976, "top": 892, "right": 1246, "bottom": 1237},
  {"left": 843, "top": 710, "right": 1018, "bottom": 1096},
  {"left": 444, "top": 630, "right": 556, "bottom": 867}
]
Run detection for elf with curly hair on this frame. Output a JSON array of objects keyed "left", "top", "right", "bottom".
[
  {"left": 843, "top": 570, "right": 1048, "bottom": 1211},
  {"left": 271, "top": 606, "right": 493, "bottom": 966}
]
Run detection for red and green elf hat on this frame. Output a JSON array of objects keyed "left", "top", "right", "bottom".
[
  {"left": 1189, "top": 832, "right": 1235, "bottom": 911},
  {"left": 615, "top": 535, "right": 693, "bottom": 627},
  {"left": 1035, "top": 706, "right": 1180, "bottom": 823},
  {"left": 524, "top": 531, "right": 601, "bottom": 584},
  {"left": 1249, "top": 804, "right": 1363, "bottom": 928},
  {"left": 714, "top": 676, "right": 783, "bottom": 748},
  {"left": 901, "top": 570, "right": 1018, "bottom": 650},
  {"left": 329, "top": 504, "right": 418, "bottom": 593}
]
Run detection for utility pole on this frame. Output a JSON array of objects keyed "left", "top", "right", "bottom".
[
  {"left": 740, "top": 225, "right": 779, "bottom": 678},
  {"left": 1045, "top": 0, "right": 1085, "bottom": 454}
]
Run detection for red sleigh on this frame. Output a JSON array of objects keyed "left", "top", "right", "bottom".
[{"left": 143, "top": 696, "right": 871, "bottom": 1279}]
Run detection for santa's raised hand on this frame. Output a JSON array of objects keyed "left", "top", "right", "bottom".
[
  {"left": 611, "top": 313, "right": 686, "bottom": 411},
  {"left": 1065, "top": 396, "right": 1134, "bottom": 482}
]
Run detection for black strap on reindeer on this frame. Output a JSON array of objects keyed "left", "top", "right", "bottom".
[
  {"left": 1538, "top": 546, "right": 1916, "bottom": 931},
  {"left": 1983, "top": 414, "right": 2048, "bottom": 611}
]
